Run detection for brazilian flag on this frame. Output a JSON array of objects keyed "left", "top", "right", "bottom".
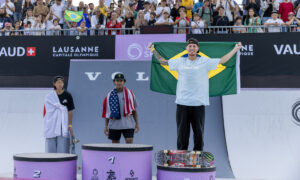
[
  {"left": 150, "top": 42, "right": 240, "bottom": 97},
  {"left": 64, "top": 10, "right": 83, "bottom": 22}
]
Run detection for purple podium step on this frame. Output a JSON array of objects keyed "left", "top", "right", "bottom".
[
  {"left": 82, "top": 143, "right": 153, "bottom": 180},
  {"left": 157, "top": 165, "right": 216, "bottom": 180},
  {"left": 13, "top": 153, "right": 77, "bottom": 180}
]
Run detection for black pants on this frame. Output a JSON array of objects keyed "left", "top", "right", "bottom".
[{"left": 176, "top": 104, "right": 205, "bottom": 151}]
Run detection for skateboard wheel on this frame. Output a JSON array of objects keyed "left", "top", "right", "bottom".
[
  {"left": 164, "top": 164, "right": 168, "bottom": 167},
  {"left": 163, "top": 150, "right": 168, "bottom": 154}
]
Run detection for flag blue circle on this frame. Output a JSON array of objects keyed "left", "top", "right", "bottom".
[{"left": 70, "top": 14, "right": 77, "bottom": 19}]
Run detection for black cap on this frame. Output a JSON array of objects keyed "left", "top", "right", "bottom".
[
  {"left": 53, "top": 76, "right": 64, "bottom": 83},
  {"left": 186, "top": 38, "right": 199, "bottom": 46},
  {"left": 113, "top": 73, "right": 125, "bottom": 81},
  {"left": 271, "top": 10, "right": 278, "bottom": 14},
  {"left": 144, "top": 1, "right": 150, "bottom": 5}
]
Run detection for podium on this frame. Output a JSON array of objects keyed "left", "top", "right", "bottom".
[
  {"left": 82, "top": 143, "right": 153, "bottom": 180},
  {"left": 13, "top": 153, "right": 77, "bottom": 180}
]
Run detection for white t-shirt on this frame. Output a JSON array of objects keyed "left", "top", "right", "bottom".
[
  {"left": 51, "top": 3, "right": 65, "bottom": 24},
  {"left": 191, "top": 20, "right": 205, "bottom": 34},
  {"left": 168, "top": 56, "right": 220, "bottom": 106},
  {"left": 156, "top": 6, "right": 170, "bottom": 21},
  {"left": 265, "top": 18, "right": 284, "bottom": 32},
  {"left": 157, "top": 17, "right": 173, "bottom": 24},
  {"left": 1, "top": 2, "right": 14, "bottom": 15},
  {"left": 216, "top": 0, "right": 234, "bottom": 22},
  {"left": 45, "top": 20, "right": 54, "bottom": 29}
]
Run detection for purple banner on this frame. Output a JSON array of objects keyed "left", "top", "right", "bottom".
[{"left": 115, "top": 34, "right": 186, "bottom": 60}]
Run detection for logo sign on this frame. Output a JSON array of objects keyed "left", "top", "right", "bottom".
[
  {"left": 106, "top": 169, "right": 116, "bottom": 180},
  {"left": 240, "top": 44, "right": 254, "bottom": 56},
  {"left": 115, "top": 34, "right": 186, "bottom": 60},
  {"left": 0, "top": 47, "right": 36, "bottom": 57},
  {"left": 108, "top": 156, "right": 115, "bottom": 164},
  {"left": 52, "top": 46, "right": 99, "bottom": 57},
  {"left": 85, "top": 72, "right": 149, "bottom": 82},
  {"left": 291, "top": 100, "right": 300, "bottom": 126},
  {"left": 274, "top": 44, "right": 300, "bottom": 55},
  {"left": 91, "top": 168, "right": 99, "bottom": 180},
  {"left": 125, "top": 169, "right": 138, "bottom": 180},
  {"left": 27, "top": 47, "right": 36, "bottom": 56}
]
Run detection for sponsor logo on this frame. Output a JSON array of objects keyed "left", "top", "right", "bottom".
[
  {"left": 127, "top": 43, "right": 151, "bottom": 60},
  {"left": 291, "top": 100, "right": 300, "bottom": 126},
  {"left": 106, "top": 169, "right": 116, "bottom": 180},
  {"left": 274, "top": 44, "right": 300, "bottom": 55},
  {"left": 91, "top": 168, "right": 99, "bottom": 180},
  {"left": 52, "top": 46, "right": 99, "bottom": 57},
  {"left": 125, "top": 170, "right": 138, "bottom": 180},
  {"left": 0, "top": 47, "right": 36, "bottom": 57},
  {"left": 85, "top": 72, "right": 149, "bottom": 81},
  {"left": 240, "top": 44, "right": 254, "bottom": 56},
  {"left": 27, "top": 47, "right": 36, "bottom": 56},
  {"left": 62, "top": 99, "right": 67, "bottom": 104},
  {"left": 108, "top": 156, "right": 115, "bottom": 164}
]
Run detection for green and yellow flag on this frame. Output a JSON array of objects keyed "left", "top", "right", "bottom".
[
  {"left": 64, "top": 10, "right": 83, "bottom": 22},
  {"left": 150, "top": 42, "right": 240, "bottom": 97}
]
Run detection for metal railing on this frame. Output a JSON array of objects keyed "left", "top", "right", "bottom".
[{"left": 1, "top": 25, "right": 298, "bottom": 36}]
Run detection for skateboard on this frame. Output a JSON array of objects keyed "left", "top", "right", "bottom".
[{"left": 155, "top": 150, "right": 214, "bottom": 168}]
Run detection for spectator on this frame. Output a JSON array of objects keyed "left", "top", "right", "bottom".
[
  {"left": 232, "top": 0, "right": 242, "bottom": 19},
  {"left": 155, "top": 10, "right": 174, "bottom": 25},
  {"left": 65, "top": 20, "right": 78, "bottom": 35},
  {"left": 193, "top": 0, "right": 204, "bottom": 13},
  {"left": 0, "top": 7, "right": 12, "bottom": 31},
  {"left": 135, "top": 10, "right": 147, "bottom": 30},
  {"left": 156, "top": 0, "right": 170, "bottom": 21},
  {"left": 45, "top": 8, "right": 60, "bottom": 35},
  {"left": 136, "top": 0, "right": 145, "bottom": 11},
  {"left": 33, "top": 0, "right": 49, "bottom": 20},
  {"left": 294, "top": 0, "right": 300, "bottom": 19},
  {"left": 216, "top": 0, "right": 234, "bottom": 24},
  {"left": 278, "top": 0, "right": 294, "bottom": 22},
  {"left": 23, "top": 21, "right": 33, "bottom": 35},
  {"left": 89, "top": 3, "right": 95, "bottom": 15},
  {"left": 49, "top": 18, "right": 61, "bottom": 35},
  {"left": 23, "top": 8, "right": 35, "bottom": 25},
  {"left": 78, "top": 1, "right": 84, "bottom": 11},
  {"left": 191, "top": 12, "right": 206, "bottom": 34},
  {"left": 181, "top": 0, "right": 193, "bottom": 18},
  {"left": 2, "top": 22, "right": 13, "bottom": 36},
  {"left": 116, "top": 0, "right": 125, "bottom": 15},
  {"left": 22, "top": 0, "right": 34, "bottom": 19},
  {"left": 264, "top": 10, "right": 284, "bottom": 32},
  {"left": 261, "top": 0, "right": 279, "bottom": 24},
  {"left": 96, "top": 0, "right": 108, "bottom": 17},
  {"left": 242, "top": 0, "right": 260, "bottom": 18},
  {"left": 128, "top": 2, "right": 137, "bottom": 18},
  {"left": 285, "top": 12, "right": 300, "bottom": 31},
  {"left": 143, "top": 1, "right": 150, "bottom": 21},
  {"left": 78, "top": 5, "right": 91, "bottom": 30},
  {"left": 148, "top": 0, "right": 158, "bottom": 6},
  {"left": 33, "top": 15, "right": 45, "bottom": 35},
  {"left": 106, "top": 11, "right": 122, "bottom": 35},
  {"left": 148, "top": 11, "right": 156, "bottom": 25},
  {"left": 51, "top": 0, "right": 65, "bottom": 28},
  {"left": 213, "top": 6, "right": 230, "bottom": 33},
  {"left": 1, "top": 0, "right": 15, "bottom": 20},
  {"left": 45, "top": 0, "right": 52, "bottom": 9},
  {"left": 12, "top": 20, "right": 22, "bottom": 35},
  {"left": 245, "top": 0, "right": 260, "bottom": 15},
  {"left": 170, "top": 0, "right": 181, "bottom": 21},
  {"left": 124, "top": 10, "right": 134, "bottom": 34},
  {"left": 76, "top": 21, "right": 88, "bottom": 35},
  {"left": 199, "top": 0, "right": 213, "bottom": 27},
  {"left": 108, "top": 2, "right": 115, "bottom": 15},
  {"left": 210, "top": 0, "right": 218, "bottom": 18},
  {"left": 13, "top": 0, "right": 22, "bottom": 23},
  {"left": 244, "top": 7, "right": 261, "bottom": 33},
  {"left": 91, "top": 8, "right": 106, "bottom": 35},
  {"left": 232, "top": 16, "right": 246, "bottom": 33},
  {"left": 64, "top": 0, "right": 76, "bottom": 11},
  {"left": 116, "top": 7, "right": 124, "bottom": 23},
  {"left": 175, "top": 7, "right": 190, "bottom": 33}
]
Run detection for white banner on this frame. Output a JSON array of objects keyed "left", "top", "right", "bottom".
[{"left": 223, "top": 90, "right": 300, "bottom": 180}]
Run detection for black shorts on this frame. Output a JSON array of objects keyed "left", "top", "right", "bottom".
[{"left": 108, "top": 129, "right": 135, "bottom": 141}]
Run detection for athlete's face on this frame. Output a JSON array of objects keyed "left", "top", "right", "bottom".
[
  {"left": 54, "top": 79, "right": 64, "bottom": 90},
  {"left": 114, "top": 79, "right": 125, "bottom": 89},
  {"left": 186, "top": 44, "right": 199, "bottom": 56}
]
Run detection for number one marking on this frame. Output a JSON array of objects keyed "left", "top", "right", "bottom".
[{"left": 108, "top": 156, "right": 115, "bottom": 164}]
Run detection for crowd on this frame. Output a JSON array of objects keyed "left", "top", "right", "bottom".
[{"left": 0, "top": 0, "right": 299, "bottom": 35}]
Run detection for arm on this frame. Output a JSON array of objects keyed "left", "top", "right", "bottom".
[
  {"left": 104, "top": 118, "right": 109, "bottom": 136},
  {"left": 65, "top": 18, "right": 72, "bottom": 28},
  {"left": 220, "top": 42, "right": 242, "bottom": 64},
  {"left": 147, "top": 43, "right": 168, "bottom": 65},
  {"left": 132, "top": 110, "right": 139, "bottom": 133},
  {"left": 68, "top": 111, "right": 74, "bottom": 136}
]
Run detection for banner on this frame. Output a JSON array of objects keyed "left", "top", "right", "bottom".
[
  {"left": 188, "top": 33, "right": 300, "bottom": 88},
  {"left": 0, "top": 36, "right": 115, "bottom": 87},
  {"left": 222, "top": 90, "right": 300, "bottom": 179},
  {"left": 150, "top": 42, "right": 240, "bottom": 97},
  {"left": 67, "top": 60, "right": 234, "bottom": 178},
  {"left": 115, "top": 34, "right": 186, "bottom": 60}
]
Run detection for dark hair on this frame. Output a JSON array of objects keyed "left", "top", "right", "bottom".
[
  {"left": 53, "top": 76, "right": 64, "bottom": 89},
  {"left": 218, "top": 6, "right": 224, "bottom": 10},
  {"left": 179, "top": 6, "right": 187, "bottom": 13},
  {"left": 53, "top": 19, "right": 59, "bottom": 23},
  {"left": 235, "top": 16, "right": 242, "bottom": 21},
  {"left": 244, "top": 8, "right": 258, "bottom": 25},
  {"left": 150, "top": 12, "right": 156, "bottom": 16}
]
